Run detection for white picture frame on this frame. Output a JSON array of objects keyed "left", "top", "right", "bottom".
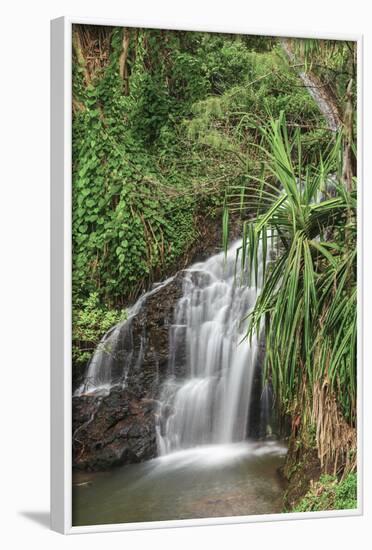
[{"left": 51, "top": 16, "right": 363, "bottom": 534}]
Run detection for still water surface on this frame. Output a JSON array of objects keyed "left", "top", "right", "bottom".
[{"left": 72, "top": 441, "right": 286, "bottom": 526}]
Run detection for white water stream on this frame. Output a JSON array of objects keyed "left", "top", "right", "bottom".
[{"left": 156, "top": 239, "right": 267, "bottom": 454}]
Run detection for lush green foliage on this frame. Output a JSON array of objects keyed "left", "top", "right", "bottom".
[
  {"left": 293, "top": 473, "right": 357, "bottom": 512},
  {"left": 72, "top": 29, "right": 199, "bottom": 306},
  {"left": 72, "top": 30, "right": 275, "bottom": 309},
  {"left": 186, "top": 47, "right": 329, "bottom": 159}
]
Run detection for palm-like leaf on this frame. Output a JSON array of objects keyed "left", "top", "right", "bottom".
[{"left": 224, "top": 115, "right": 356, "bottom": 423}]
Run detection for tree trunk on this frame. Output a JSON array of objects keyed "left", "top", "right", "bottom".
[
  {"left": 119, "top": 29, "right": 131, "bottom": 95},
  {"left": 72, "top": 28, "right": 90, "bottom": 86},
  {"left": 342, "top": 79, "right": 356, "bottom": 191}
]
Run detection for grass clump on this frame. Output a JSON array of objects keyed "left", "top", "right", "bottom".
[{"left": 293, "top": 473, "right": 357, "bottom": 512}]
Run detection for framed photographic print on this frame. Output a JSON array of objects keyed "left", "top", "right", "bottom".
[{"left": 51, "top": 16, "right": 362, "bottom": 534}]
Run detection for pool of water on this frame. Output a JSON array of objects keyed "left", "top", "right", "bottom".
[{"left": 72, "top": 440, "right": 287, "bottom": 526}]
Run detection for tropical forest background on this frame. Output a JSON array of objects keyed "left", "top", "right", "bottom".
[{"left": 71, "top": 26, "right": 357, "bottom": 511}]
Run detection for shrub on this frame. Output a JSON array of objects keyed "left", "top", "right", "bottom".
[{"left": 72, "top": 292, "right": 126, "bottom": 369}]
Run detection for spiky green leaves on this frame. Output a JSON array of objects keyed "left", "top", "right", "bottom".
[{"left": 225, "top": 116, "right": 357, "bottom": 423}]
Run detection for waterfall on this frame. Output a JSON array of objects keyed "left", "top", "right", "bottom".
[
  {"left": 76, "top": 238, "right": 271, "bottom": 460},
  {"left": 156, "top": 239, "right": 268, "bottom": 455}
]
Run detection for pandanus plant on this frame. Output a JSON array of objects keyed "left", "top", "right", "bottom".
[{"left": 224, "top": 113, "right": 357, "bottom": 473}]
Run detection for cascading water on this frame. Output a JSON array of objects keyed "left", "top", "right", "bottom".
[
  {"left": 156, "top": 239, "right": 268, "bottom": 455},
  {"left": 76, "top": 237, "right": 272, "bottom": 457}
]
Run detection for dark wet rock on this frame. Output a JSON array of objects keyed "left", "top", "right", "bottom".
[
  {"left": 73, "top": 362, "right": 88, "bottom": 394},
  {"left": 189, "top": 213, "right": 242, "bottom": 264},
  {"left": 281, "top": 445, "right": 321, "bottom": 510},
  {"left": 73, "top": 387, "right": 158, "bottom": 470},
  {"left": 247, "top": 335, "right": 266, "bottom": 439},
  {"left": 72, "top": 274, "right": 185, "bottom": 471}
]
